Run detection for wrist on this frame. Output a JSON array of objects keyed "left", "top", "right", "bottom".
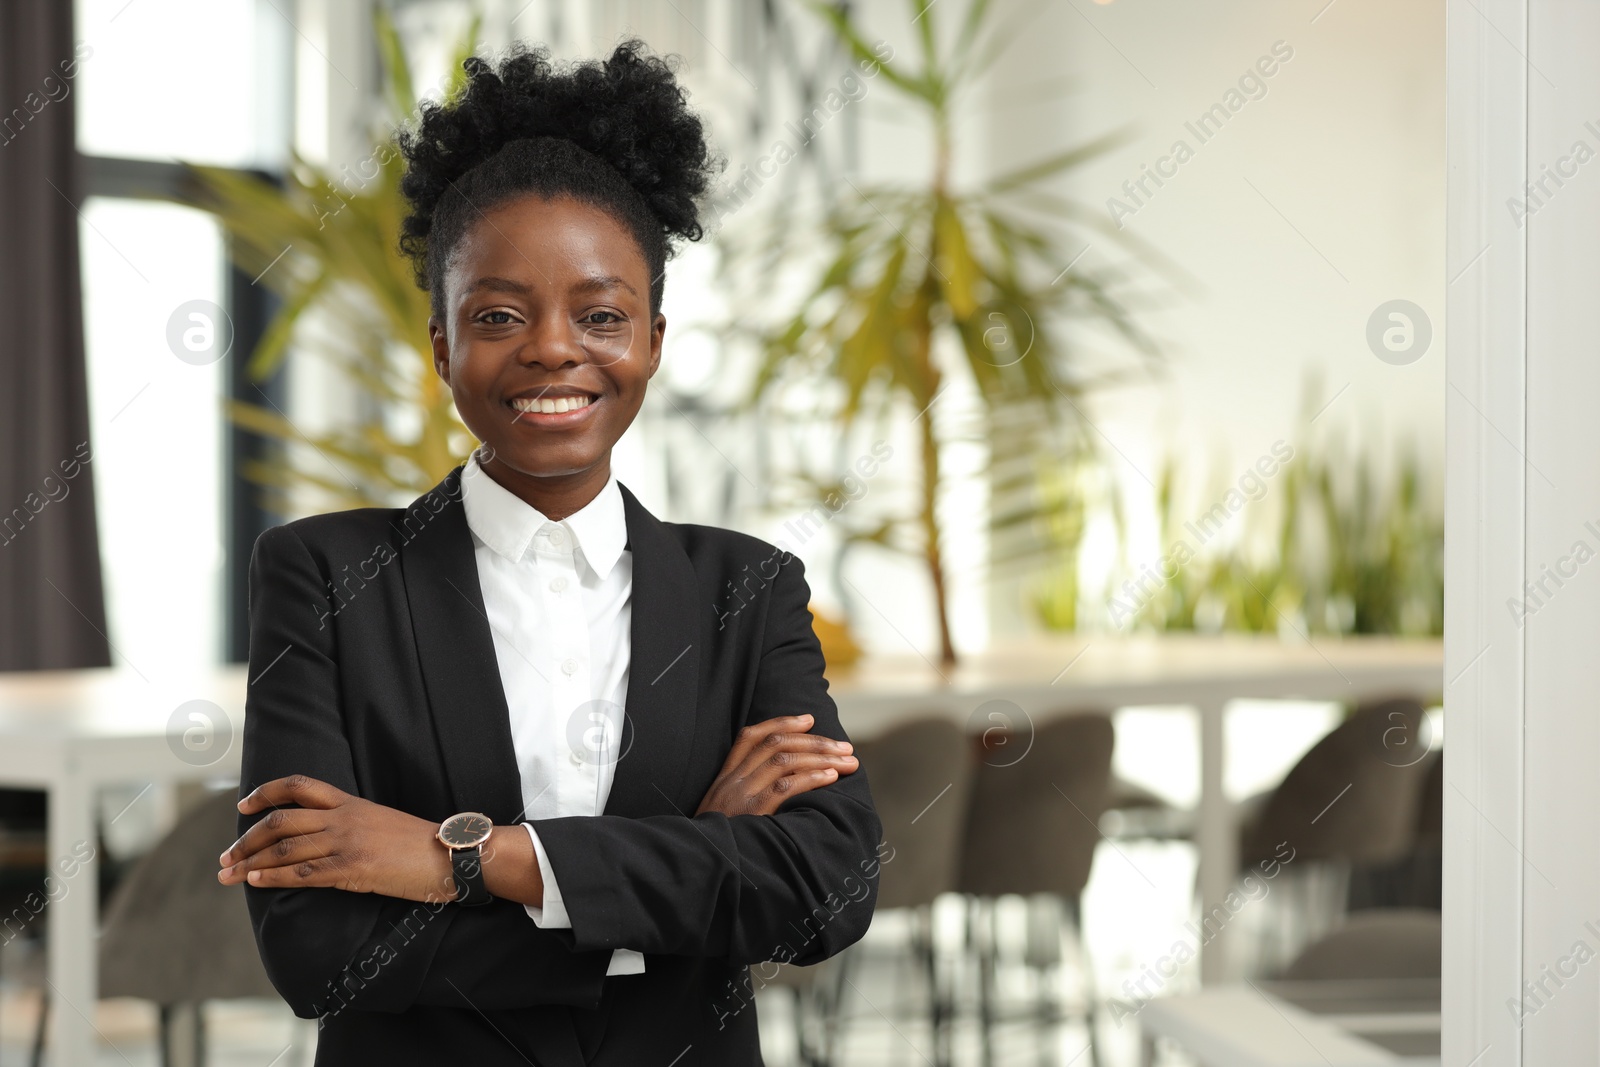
[
  {"left": 427, "top": 830, "right": 457, "bottom": 904},
  {"left": 480, "top": 824, "right": 543, "bottom": 908}
]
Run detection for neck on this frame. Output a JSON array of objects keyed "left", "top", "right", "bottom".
[{"left": 478, "top": 454, "right": 611, "bottom": 522}]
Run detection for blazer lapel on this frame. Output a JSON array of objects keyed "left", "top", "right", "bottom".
[
  {"left": 603, "top": 484, "right": 701, "bottom": 818},
  {"left": 397, "top": 467, "right": 528, "bottom": 824},
  {"left": 398, "top": 471, "right": 702, "bottom": 821}
]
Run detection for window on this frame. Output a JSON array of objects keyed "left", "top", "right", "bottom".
[{"left": 74, "top": 0, "right": 293, "bottom": 666}]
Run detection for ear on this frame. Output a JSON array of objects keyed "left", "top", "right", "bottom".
[
  {"left": 648, "top": 312, "right": 666, "bottom": 379},
  {"left": 428, "top": 315, "right": 451, "bottom": 386}
]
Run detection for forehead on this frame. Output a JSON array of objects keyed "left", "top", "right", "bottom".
[{"left": 445, "top": 194, "right": 650, "bottom": 302}]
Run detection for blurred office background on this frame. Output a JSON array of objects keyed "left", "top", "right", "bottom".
[{"left": 0, "top": 0, "right": 1443, "bottom": 1063}]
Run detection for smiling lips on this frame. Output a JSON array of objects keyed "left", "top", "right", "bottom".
[{"left": 511, "top": 394, "right": 595, "bottom": 415}]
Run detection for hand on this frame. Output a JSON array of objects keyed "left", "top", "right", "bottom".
[
  {"left": 695, "top": 714, "right": 858, "bottom": 817},
  {"left": 218, "top": 775, "right": 458, "bottom": 904}
]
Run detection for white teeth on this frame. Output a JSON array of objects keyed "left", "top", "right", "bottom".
[{"left": 512, "top": 395, "right": 593, "bottom": 415}]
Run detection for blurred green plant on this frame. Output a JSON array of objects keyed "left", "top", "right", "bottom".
[
  {"left": 722, "top": 0, "right": 1162, "bottom": 664},
  {"left": 1289, "top": 443, "right": 1443, "bottom": 636},
  {"left": 1029, "top": 446, "right": 1123, "bottom": 632},
  {"left": 1036, "top": 427, "right": 1444, "bottom": 638},
  {"left": 173, "top": 9, "right": 482, "bottom": 512}
]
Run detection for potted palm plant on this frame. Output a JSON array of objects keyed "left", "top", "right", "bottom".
[{"left": 722, "top": 0, "right": 1159, "bottom": 664}]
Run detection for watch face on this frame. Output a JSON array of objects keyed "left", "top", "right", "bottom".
[{"left": 438, "top": 812, "right": 492, "bottom": 849}]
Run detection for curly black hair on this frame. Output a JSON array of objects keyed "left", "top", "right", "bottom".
[{"left": 397, "top": 39, "right": 717, "bottom": 318}]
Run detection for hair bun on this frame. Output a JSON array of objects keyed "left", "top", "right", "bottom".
[{"left": 398, "top": 38, "right": 716, "bottom": 268}]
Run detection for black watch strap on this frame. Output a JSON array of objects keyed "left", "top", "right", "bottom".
[{"left": 451, "top": 844, "right": 492, "bottom": 905}]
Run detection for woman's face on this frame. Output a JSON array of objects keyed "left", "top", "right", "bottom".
[{"left": 429, "top": 194, "right": 663, "bottom": 496}]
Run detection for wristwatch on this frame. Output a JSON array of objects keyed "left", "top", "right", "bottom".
[{"left": 437, "top": 811, "right": 494, "bottom": 905}]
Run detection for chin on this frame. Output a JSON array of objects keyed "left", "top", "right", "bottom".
[{"left": 488, "top": 448, "right": 604, "bottom": 481}]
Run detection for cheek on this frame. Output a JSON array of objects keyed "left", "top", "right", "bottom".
[
  {"left": 449, "top": 344, "right": 502, "bottom": 399},
  {"left": 601, "top": 330, "right": 655, "bottom": 395}
]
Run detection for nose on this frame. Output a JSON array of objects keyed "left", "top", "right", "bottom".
[{"left": 518, "top": 312, "right": 587, "bottom": 370}]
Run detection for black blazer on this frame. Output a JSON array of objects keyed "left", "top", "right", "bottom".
[{"left": 238, "top": 467, "right": 882, "bottom": 1066}]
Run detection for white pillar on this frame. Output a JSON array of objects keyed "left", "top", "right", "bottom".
[{"left": 1446, "top": 0, "right": 1600, "bottom": 1061}]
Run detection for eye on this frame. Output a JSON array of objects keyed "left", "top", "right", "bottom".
[
  {"left": 477, "top": 309, "right": 518, "bottom": 325},
  {"left": 582, "top": 310, "right": 622, "bottom": 325}
]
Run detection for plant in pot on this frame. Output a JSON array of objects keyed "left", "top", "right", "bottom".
[{"left": 720, "top": 0, "right": 1160, "bottom": 664}]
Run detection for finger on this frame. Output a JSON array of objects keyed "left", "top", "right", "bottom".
[
  {"left": 731, "top": 729, "right": 854, "bottom": 782},
  {"left": 237, "top": 774, "right": 348, "bottom": 815},
  {"left": 737, "top": 751, "right": 858, "bottom": 798},
  {"left": 219, "top": 831, "right": 335, "bottom": 884},
  {"left": 221, "top": 806, "right": 329, "bottom": 867},
  {"left": 724, "top": 715, "right": 815, "bottom": 770},
  {"left": 749, "top": 767, "right": 841, "bottom": 815},
  {"left": 237, "top": 856, "right": 354, "bottom": 891}
]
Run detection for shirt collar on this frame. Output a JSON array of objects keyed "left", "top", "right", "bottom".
[{"left": 459, "top": 453, "right": 628, "bottom": 580}]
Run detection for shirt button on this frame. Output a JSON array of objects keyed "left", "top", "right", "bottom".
[
  {"left": 570, "top": 751, "right": 584, "bottom": 766},
  {"left": 547, "top": 528, "right": 565, "bottom": 546},
  {"left": 561, "top": 658, "right": 579, "bottom": 675},
  {"left": 550, "top": 576, "right": 568, "bottom": 593}
]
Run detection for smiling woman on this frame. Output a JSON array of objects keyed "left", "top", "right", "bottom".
[{"left": 221, "top": 39, "right": 881, "bottom": 1067}]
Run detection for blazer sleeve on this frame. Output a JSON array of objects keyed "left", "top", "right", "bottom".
[
  {"left": 239, "top": 524, "right": 610, "bottom": 1019},
  {"left": 529, "top": 554, "right": 884, "bottom": 965}
]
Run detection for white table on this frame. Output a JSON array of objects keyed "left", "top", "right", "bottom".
[
  {"left": 1138, "top": 982, "right": 1441, "bottom": 1065},
  {"left": 824, "top": 634, "right": 1444, "bottom": 982},
  {"left": 0, "top": 667, "right": 246, "bottom": 1066}
]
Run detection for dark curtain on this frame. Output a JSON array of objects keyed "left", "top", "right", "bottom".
[{"left": 0, "top": 0, "right": 111, "bottom": 671}]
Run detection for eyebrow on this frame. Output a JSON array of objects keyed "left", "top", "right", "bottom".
[
  {"left": 464, "top": 276, "right": 531, "bottom": 297},
  {"left": 571, "top": 274, "right": 638, "bottom": 298},
  {"left": 463, "top": 274, "right": 639, "bottom": 298}
]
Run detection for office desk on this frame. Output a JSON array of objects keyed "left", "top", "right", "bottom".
[
  {"left": 0, "top": 667, "right": 246, "bottom": 1066},
  {"left": 825, "top": 635, "right": 1444, "bottom": 983}
]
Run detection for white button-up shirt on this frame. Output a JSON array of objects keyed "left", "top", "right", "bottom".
[{"left": 460, "top": 453, "right": 644, "bottom": 976}]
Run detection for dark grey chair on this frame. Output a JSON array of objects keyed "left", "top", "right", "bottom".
[
  {"left": 956, "top": 711, "right": 1116, "bottom": 1067},
  {"left": 767, "top": 717, "right": 975, "bottom": 1067},
  {"left": 1237, "top": 697, "right": 1435, "bottom": 972},
  {"left": 31, "top": 787, "right": 283, "bottom": 1067},
  {"left": 1239, "top": 697, "right": 1433, "bottom": 871},
  {"left": 863, "top": 718, "right": 974, "bottom": 910},
  {"left": 1281, "top": 908, "right": 1441, "bottom": 981},
  {"left": 1348, "top": 747, "right": 1444, "bottom": 913}
]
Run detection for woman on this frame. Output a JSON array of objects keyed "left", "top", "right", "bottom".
[{"left": 216, "top": 41, "right": 882, "bottom": 1065}]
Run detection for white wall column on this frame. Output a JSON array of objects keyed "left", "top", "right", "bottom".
[{"left": 1446, "top": 0, "right": 1600, "bottom": 1061}]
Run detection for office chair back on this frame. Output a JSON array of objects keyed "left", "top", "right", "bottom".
[
  {"left": 99, "top": 788, "right": 278, "bottom": 1004},
  {"left": 956, "top": 712, "right": 1115, "bottom": 899},
  {"left": 1239, "top": 697, "right": 1433, "bottom": 870},
  {"left": 854, "top": 717, "right": 975, "bottom": 911}
]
